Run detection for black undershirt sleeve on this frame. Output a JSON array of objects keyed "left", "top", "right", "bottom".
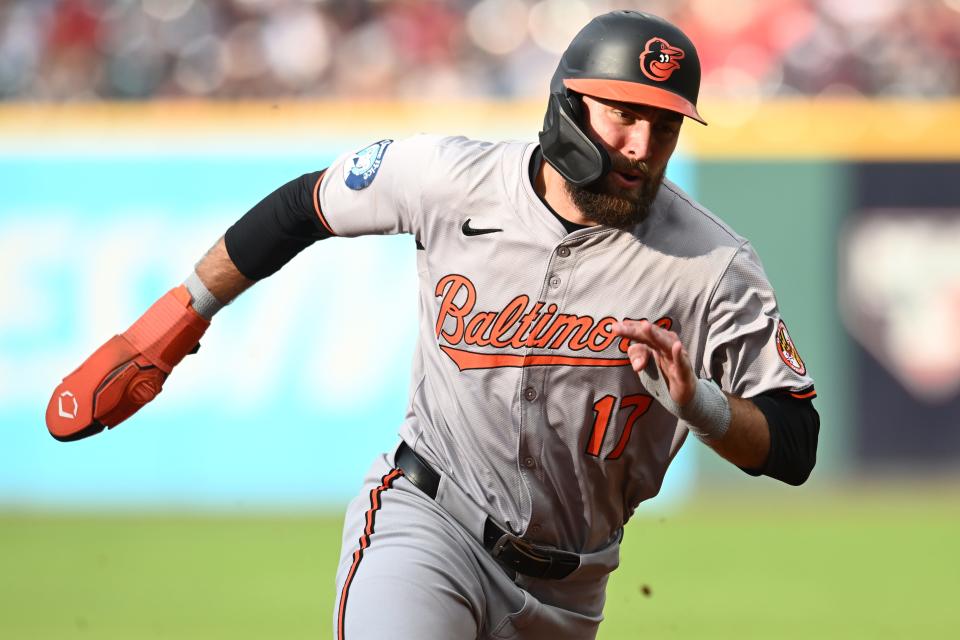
[
  {"left": 224, "top": 171, "right": 332, "bottom": 281},
  {"left": 742, "top": 391, "right": 820, "bottom": 486}
]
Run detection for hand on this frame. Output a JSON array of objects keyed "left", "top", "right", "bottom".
[
  {"left": 614, "top": 319, "right": 697, "bottom": 407},
  {"left": 45, "top": 285, "right": 209, "bottom": 441}
]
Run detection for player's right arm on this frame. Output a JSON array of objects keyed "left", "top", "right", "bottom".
[
  {"left": 46, "top": 137, "right": 433, "bottom": 442},
  {"left": 195, "top": 237, "right": 255, "bottom": 304},
  {"left": 44, "top": 169, "right": 329, "bottom": 441}
]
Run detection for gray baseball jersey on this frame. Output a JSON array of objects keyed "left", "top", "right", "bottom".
[{"left": 317, "top": 134, "right": 814, "bottom": 556}]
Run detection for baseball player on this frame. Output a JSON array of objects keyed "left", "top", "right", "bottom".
[{"left": 45, "top": 11, "right": 818, "bottom": 640}]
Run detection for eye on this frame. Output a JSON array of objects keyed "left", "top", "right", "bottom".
[
  {"left": 655, "top": 122, "right": 681, "bottom": 137},
  {"left": 653, "top": 116, "right": 682, "bottom": 135}
]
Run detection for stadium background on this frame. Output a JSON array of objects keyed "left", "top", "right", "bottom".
[{"left": 2, "top": 1, "right": 958, "bottom": 638}]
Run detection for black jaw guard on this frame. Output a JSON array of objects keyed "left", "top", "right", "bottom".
[{"left": 538, "top": 92, "right": 610, "bottom": 187}]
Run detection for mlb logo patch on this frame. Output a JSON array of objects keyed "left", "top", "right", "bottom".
[{"left": 344, "top": 139, "right": 393, "bottom": 190}]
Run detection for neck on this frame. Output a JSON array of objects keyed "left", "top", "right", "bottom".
[{"left": 535, "top": 157, "right": 598, "bottom": 227}]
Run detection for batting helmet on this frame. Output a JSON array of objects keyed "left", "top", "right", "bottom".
[{"left": 539, "top": 11, "right": 706, "bottom": 187}]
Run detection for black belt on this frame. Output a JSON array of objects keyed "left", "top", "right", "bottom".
[{"left": 395, "top": 441, "right": 580, "bottom": 580}]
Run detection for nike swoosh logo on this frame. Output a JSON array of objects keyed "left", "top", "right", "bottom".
[{"left": 462, "top": 219, "right": 503, "bottom": 236}]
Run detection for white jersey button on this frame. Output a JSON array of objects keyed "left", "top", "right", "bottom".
[
  {"left": 523, "top": 387, "right": 538, "bottom": 401},
  {"left": 548, "top": 275, "right": 561, "bottom": 288},
  {"left": 523, "top": 457, "right": 536, "bottom": 468},
  {"left": 557, "top": 246, "right": 570, "bottom": 258}
]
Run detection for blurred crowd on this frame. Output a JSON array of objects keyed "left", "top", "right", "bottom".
[{"left": 1, "top": 0, "right": 958, "bottom": 101}]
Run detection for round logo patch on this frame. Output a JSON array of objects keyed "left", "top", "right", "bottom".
[
  {"left": 639, "top": 37, "right": 685, "bottom": 82},
  {"left": 343, "top": 139, "right": 392, "bottom": 190},
  {"left": 775, "top": 320, "right": 806, "bottom": 375}
]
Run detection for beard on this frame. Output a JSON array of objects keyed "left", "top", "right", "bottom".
[{"left": 564, "top": 158, "right": 665, "bottom": 229}]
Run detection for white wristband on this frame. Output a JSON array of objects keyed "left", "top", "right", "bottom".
[
  {"left": 680, "top": 378, "right": 731, "bottom": 441},
  {"left": 183, "top": 271, "right": 225, "bottom": 320},
  {"left": 637, "top": 362, "right": 731, "bottom": 441}
]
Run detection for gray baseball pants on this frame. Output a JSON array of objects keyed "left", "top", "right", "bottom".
[{"left": 333, "top": 443, "right": 621, "bottom": 639}]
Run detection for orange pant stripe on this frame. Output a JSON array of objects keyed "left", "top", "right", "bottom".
[{"left": 336, "top": 468, "right": 403, "bottom": 640}]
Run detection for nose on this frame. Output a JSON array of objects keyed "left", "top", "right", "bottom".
[{"left": 622, "top": 120, "right": 653, "bottom": 161}]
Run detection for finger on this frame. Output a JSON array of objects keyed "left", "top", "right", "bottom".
[
  {"left": 671, "top": 339, "right": 685, "bottom": 363},
  {"left": 616, "top": 321, "right": 684, "bottom": 366},
  {"left": 651, "top": 333, "right": 680, "bottom": 372},
  {"left": 616, "top": 320, "right": 668, "bottom": 352},
  {"left": 627, "top": 343, "right": 651, "bottom": 371},
  {"left": 612, "top": 319, "right": 651, "bottom": 342},
  {"left": 644, "top": 322, "right": 680, "bottom": 354},
  {"left": 661, "top": 340, "right": 696, "bottom": 401}
]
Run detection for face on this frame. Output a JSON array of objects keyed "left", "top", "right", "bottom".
[{"left": 565, "top": 95, "right": 683, "bottom": 228}]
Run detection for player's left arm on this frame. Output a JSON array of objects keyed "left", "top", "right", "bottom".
[
  {"left": 612, "top": 318, "right": 770, "bottom": 468},
  {"left": 613, "top": 319, "right": 818, "bottom": 484}
]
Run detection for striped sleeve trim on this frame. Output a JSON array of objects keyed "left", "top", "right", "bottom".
[
  {"left": 312, "top": 170, "right": 337, "bottom": 236},
  {"left": 790, "top": 386, "right": 817, "bottom": 400}
]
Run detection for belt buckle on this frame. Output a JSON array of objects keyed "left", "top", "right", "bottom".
[
  {"left": 490, "top": 530, "right": 552, "bottom": 574},
  {"left": 490, "top": 531, "right": 537, "bottom": 559}
]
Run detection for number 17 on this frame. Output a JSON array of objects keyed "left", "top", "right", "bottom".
[{"left": 585, "top": 394, "right": 653, "bottom": 460}]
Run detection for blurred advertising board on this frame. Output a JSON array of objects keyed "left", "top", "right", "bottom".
[{"left": 839, "top": 162, "right": 960, "bottom": 468}]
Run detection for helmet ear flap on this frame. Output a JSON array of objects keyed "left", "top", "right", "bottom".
[
  {"left": 562, "top": 89, "right": 583, "bottom": 122},
  {"left": 539, "top": 92, "right": 610, "bottom": 187}
]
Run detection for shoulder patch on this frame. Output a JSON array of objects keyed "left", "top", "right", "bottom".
[
  {"left": 775, "top": 320, "right": 806, "bottom": 375},
  {"left": 343, "top": 139, "right": 393, "bottom": 190}
]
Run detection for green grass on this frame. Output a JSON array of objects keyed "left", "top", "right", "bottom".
[
  {"left": 2, "top": 491, "right": 958, "bottom": 639},
  {"left": 605, "top": 491, "right": 960, "bottom": 639}
]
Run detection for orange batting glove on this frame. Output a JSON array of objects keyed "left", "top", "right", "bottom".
[{"left": 45, "top": 285, "right": 210, "bottom": 441}]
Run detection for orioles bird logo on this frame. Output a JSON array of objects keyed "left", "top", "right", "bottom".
[
  {"left": 775, "top": 320, "right": 806, "bottom": 375},
  {"left": 639, "top": 37, "right": 685, "bottom": 82}
]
